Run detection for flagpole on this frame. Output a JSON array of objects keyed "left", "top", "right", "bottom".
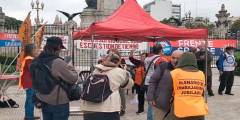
[{"left": 204, "top": 38, "right": 208, "bottom": 102}]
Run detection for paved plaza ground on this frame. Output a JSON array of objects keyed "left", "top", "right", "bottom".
[{"left": 0, "top": 68, "right": 239, "bottom": 120}]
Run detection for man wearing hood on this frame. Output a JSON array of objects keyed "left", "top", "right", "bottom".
[
  {"left": 168, "top": 52, "right": 208, "bottom": 120},
  {"left": 81, "top": 53, "right": 134, "bottom": 120},
  {"left": 147, "top": 50, "right": 183, "bottom": 120}
]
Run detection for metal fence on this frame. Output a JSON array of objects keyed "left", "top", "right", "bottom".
[
  {"left": 0, "top": 24, "right": 97, "bottom": 72},
  {"left": 1, "top": 24, "right": 235, "bottom": 72}
]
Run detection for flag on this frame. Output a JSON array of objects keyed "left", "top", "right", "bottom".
[
  {"left": 34, "top": 23, "right": 46, "bottom": 49},
  {"left": 17, "top": 12, "right": 32, "bottom": 71},
  {"left": 18, "top": 12, "right": 32, "bottom": 45}
]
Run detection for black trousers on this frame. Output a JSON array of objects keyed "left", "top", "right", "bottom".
[
  {"left": 136, "top": 85, "right": 148, "bottom": 111},
  {"left": 218, "top": 71, "right": 234, "bottom": 94},
  {"left": 206, "top": 76, "right": 213, "bottom": 94},
  {"left": 83, "top": 112, "right": 120, "bottom": 120}
]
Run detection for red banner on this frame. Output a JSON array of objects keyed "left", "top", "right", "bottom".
[
  {"left": 0, "top": 33, "right": 19, "bottom": 40},
  {"left": 170, "top": 39, "right": 237, "bottom": 48}
]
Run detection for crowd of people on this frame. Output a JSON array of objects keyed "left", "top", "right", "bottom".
[{"left": 19, "top": 36, "right": 237, "bottom": 120}]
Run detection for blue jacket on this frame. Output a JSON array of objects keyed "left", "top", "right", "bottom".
[{"left": 217, "top": 53, "right": 226, "bottom": 71}]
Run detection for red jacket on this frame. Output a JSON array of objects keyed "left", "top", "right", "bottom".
[{"left": 19, "top": 56, "right": 33, "bottom": 89}]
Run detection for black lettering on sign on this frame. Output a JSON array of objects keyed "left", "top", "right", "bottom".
[
  {"left": 177, "top": 79, "right": 204, "bottom": 96},
  {"left": 181, "top": 91, "right": 201, "bottom": 95}
]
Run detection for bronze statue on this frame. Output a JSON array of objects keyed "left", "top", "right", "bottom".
[
  {"left": 85, "top": 0, "right": 97, "bottom": 9},
  {"left": 57, "top": 10, "right": 81, "bottom": 21}
]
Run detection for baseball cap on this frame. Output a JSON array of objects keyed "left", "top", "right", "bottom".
[{"left": 46, "top": 36, "right": 66, "bottom": 49}]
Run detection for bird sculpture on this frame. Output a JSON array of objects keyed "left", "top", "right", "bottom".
[{"left": 57, "top": 10, "right": 81, "bottom": 21}]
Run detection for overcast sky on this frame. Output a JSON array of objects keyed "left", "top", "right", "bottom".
[{"left": 1, "top": 0, "right": 240, "bottom": 25}]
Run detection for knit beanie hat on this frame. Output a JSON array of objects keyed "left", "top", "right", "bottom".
[{"left": 176, "top": 52, "right": 198, "bottom": 68}]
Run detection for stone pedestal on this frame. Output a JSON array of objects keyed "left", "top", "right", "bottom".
[
  {"left": 80, "top": 0, "right": 122, "bottom": 29},
  {"left": 80, "top": 9, "right": 97, "bottom": 29}
]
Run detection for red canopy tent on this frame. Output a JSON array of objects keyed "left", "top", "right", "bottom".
[
  {"left": 73, "top": 0, "right": 208, "bottom": 41},
  {"left": 73, "top": 0, "right": 209, "bottom": 100}
]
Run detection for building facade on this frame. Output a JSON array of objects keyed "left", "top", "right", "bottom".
[{"left": 144, "top": 0, "right": 181, "bottom": 21}]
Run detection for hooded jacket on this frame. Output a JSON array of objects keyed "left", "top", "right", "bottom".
[
  {"left": 80, "top": 63, "right": 134, "bottom": 112},
  {"left": 169, "top": 52, "right": 206, "bottom": 120}
]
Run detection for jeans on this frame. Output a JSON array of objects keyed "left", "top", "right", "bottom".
[
  {"left": 147, "top": 105, "right": 153, "bottom": 120},
  {"left": 42, "top": 103, "right": 69, "bottom": 120},
  {"left": 144, "top": 85, "right": 153, "bottom": 120},
  {"left": 25, "top": 88, "right": 34, "bottom": 119}
]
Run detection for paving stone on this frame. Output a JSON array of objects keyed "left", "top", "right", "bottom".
[{"left": 0, "top": 68, "right": 239, "bottom": 120}]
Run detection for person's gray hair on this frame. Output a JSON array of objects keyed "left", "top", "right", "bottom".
[{"left": 107, "top": 53, "right": 120, "bottom": 64}]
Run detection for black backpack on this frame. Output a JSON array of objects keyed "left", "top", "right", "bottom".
[
  {"left": 81, "top": 73, "right": 112, "bottom": 103},
  {"left": 30, "top": 56, "right": 81, "bottom": 101},
  {"left": 58, "top": 80, "right": 82, "bottom": 101},
  {"left": 30, "top": 57, "right": 58, "bottom": 95}
]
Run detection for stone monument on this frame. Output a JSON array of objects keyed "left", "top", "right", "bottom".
[
  {"left": 80, "top": 0, "right": 123, "bottom": 29},
  {"left": 215, "top": 4, "right": 230, "bottom": 38}
]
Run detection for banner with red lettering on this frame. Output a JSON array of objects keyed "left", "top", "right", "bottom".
[
  {"left": 149, "top": 39, "right": 238, "bottom": 56},
  {"left": 170, "top": 39, "right": 237, "bottom": 48},
  {"left": 0, "top": 33, "right": 21, "bottom": 47},
  {"left": 75, "top": 40, "right": 144, "bottom": 50}
]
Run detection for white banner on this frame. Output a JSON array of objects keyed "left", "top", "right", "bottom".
[
  {"left": 75, "top": 40, "right": 148, "bottom": 59},
  {"left": 75, "top": 40, "right": 146, "bottom": 50}
]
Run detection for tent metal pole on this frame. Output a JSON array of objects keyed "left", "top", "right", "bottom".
[
  {"left": 70, "top": 26, "right": 75, "bottom": 66},
  {"left": 90, "top": 34, "right": 94, "bottom": 72},
  {"left": 204, "top": 38, "right": 208, "bottom": 102}
]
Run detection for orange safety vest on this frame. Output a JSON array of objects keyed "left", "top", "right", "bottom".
[
  {"left": 19, "top": 56, "right": 34, "bottom": 88},
  {"left": 171, "top": 68, "right": 208, "bottom": 118},
  {"left": 134, "top": 66, "right": 145, "bottom": 86}
]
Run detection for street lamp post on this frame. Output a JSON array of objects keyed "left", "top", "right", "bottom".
[
  {"left": 185, "top": 11, "right": 192, "bottom": 28},
  {"left": 31, "top": 0, "right": 44, "bottom": 25}
]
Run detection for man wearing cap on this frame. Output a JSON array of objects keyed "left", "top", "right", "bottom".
[
  {"left": 147, "top": 50, "right": 183, "bottom": 120},
  {"left": 218, "top": 46, "right": 237, "bottom": 95},
  {"left": 33, "top": 37, "right": 78, "bottom": 120}
]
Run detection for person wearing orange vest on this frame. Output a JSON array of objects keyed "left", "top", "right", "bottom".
[
  {"left": 19, "top": 44, "right": 39, "bottom": 120},
  {"left": 169, "top": 52, "right": 208, "bottom": 120},
  {"left": 129, "top": 49, "right": 148, "bottom": 114}
]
